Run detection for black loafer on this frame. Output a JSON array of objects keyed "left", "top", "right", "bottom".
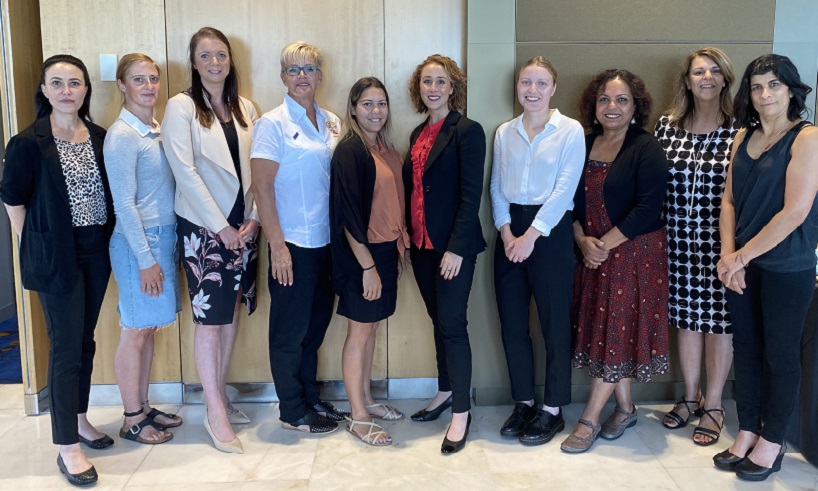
[
  {"left": 411, "top": 395, "right": 453, "bottom": 422},
  {"left": 500, "top": 402, "right": 537, "bottom": 437},
  {"left": 735, "top": 445, "right": 786, "bottom": 482},
  {"left": 57, "top": 454, "right": 98, "bottom": 486},
  {"left": 78, "top": 433, "right": 114, "bottom": 450},
  {"left": 282, "top": 410, "right": 339, "bottom": 434},
  {"left": 441, "top": 413, "right": 471, "bottom": 455},
  {"left": 312, "top": 400, "right": 350, "bottom": 422},
  {"left": 519, "top": 409, "right": 565, "bottom": 446}
]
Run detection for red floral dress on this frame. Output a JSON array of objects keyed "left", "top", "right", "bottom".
[{"left": 571, "top": 160, "right": 670, "bottom": 383}]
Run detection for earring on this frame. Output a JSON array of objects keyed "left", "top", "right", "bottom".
[
  {"left": 631, "top": 117, "right": 636, "bottom": 124},
  {"left": 594, "top": 118, "right": 599, "bottom": 124}
]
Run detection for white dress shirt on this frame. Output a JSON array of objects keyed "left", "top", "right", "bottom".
[
  {"left": 250, "top": 94, "right": 341, "bottom": 248},
  {"left": 490, "top": 109, "right": 585, "bottom": 235}
]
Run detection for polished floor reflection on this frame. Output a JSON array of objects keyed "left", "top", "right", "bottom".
[{"left": 0, "top": 384, "right": 815, "bottom": 490}]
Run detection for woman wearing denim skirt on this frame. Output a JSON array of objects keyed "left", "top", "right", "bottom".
[{"left": 104, "top": 53, "right": 182, "bottom": 446}]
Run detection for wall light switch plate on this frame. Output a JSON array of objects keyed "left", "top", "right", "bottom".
[{"left": 99, "top": 54, "right": 117, "bottom": 81}]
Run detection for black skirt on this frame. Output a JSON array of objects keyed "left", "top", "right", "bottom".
[
  {"left": 177, "top": 215, "right": 258, "bottom": 325},
  {"left": 337, "top": 240, "right": 398, "bottom": 323}
]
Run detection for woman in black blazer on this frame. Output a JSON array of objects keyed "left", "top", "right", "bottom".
[
  {"left": 403, "top": 54, "right": 486, "bottom": 454},
  {"left": 0, "top": 55, "right": 115, "bottom": 486}
]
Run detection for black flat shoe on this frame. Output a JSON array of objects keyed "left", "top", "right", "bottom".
[
  {"left": 519, "top": 409, "right": 565, "bottom": 446},
  {"left": 441, "top": 413, "right": 472, "bottom": 455},
  {"left": 312, "top": 400, "right": 351, "bottom": 422},
  {"left": 78, "top": 433, "right": 114, "bottom": 450},
  {"left": 411, "top": 395, "right": 453, "bottom": 422},
  {"left": 735, "top": 444, "right": 786, "bottom": 482},
  {"left": 713, "top": 447, "right": 752, "bottom": 471},
  {"left": 500, "top": 402, "right": 537, "bottom": 437},
  {"left": 57, "top": 454, "right": 98, "bottom": 486}
]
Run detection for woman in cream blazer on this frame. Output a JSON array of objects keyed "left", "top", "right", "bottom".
[{"left": 163, "top": 27, "right": 259, "bottom": 454}]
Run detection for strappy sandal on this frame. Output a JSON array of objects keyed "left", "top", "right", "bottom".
[
  {"left": 366, "top": 403, "right": 405, "bottom": 421},
  {"left": 119, "top": 410, "right": 173, "bottom": 445},
  {"left": 663, "top": 398, "right": 703, "bottom": 429},
  {"left": 693, "top": 408, "right": 724, "bottom": 446},
  {"left": 560, "top": 418, "right": 602, "bottom": 453},
  {"left": 346, "top": 419, "right": 392, "bottom": 446},
  {"left": 142, "top": 400, "right": 183, "bottom": 428}
]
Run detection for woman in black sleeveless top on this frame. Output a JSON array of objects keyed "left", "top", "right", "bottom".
[{"left": 715, "top": 54, "right": 818, "bottom": 482}]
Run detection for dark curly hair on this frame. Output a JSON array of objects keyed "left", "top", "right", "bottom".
[
  {"left": 578, "top": 68, "right": 653, "bottom": 133},
  {"left": 407, "top": 54, "right": 467, "bottom": 114},
  {"left": 734, "top": 54, "right": 812, "bottom": 128}
]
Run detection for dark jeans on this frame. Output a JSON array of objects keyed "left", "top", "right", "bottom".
[
  {"left": 494, "top": 209, "right": 574, "bottom": 407},
  {"left": 267, "top": 243, "right": 334, "bottom": 423},
  {"left": 726, "top": 264, "right": 815, "bottom": 445},
  {"left": 411, "top": 246, "right": 477, "bottom": 413},
  {"left": 38, "top": 225, "right": 110, "bottom": 445}
]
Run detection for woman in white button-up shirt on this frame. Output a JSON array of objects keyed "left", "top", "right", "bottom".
[
  {"left": 490, "top": 56, "right": 585, "bottom": 447},
  {"left": 251, "top": 41, "right": 347, "bottom": 435}
]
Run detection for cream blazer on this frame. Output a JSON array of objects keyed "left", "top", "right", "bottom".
[{"left": 163, "top": 92, "right": 259, "bottom": 233}]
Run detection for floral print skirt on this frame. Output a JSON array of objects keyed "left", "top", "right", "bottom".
[{"left": 177, "top": 215, "right": 258, "bottom": 325}]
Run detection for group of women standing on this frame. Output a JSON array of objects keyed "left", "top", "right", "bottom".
[{"left": 1, "top": 24, "right": 816, "bottom": 486}]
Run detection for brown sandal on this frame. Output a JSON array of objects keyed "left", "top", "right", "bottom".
[{"left": 560, "top": 418, "right": 601, "bottom": 453}]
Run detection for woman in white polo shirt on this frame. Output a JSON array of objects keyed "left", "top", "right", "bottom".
[{"left": 251, "top": 41, "right": 346, "bottom": 434}]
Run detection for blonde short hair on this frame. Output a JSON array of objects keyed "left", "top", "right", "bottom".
[{"left": 280, "top": 41, "right": 323, "bottom": 70}]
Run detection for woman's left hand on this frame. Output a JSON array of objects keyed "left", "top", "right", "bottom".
[
  {"left": 439, "top": 251, "right": 463, "bottom": 280},
  {"left": 717, "top": 251, "right": 745, "bottom": 287},
  {"left": 238, "top": 219, "right": 259, "bottom": 242},
  {"left": 140, "top": 263, "right": 165, "bottom": 297},
  {"left": 506, "top": 231, "right": 537, "bottom": 263},
  {"left": 722, "top": 266, "right": 746, "bottom": 295}
]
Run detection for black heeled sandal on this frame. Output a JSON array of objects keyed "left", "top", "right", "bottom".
[
  {"left": 736, "top": 443, "right": 786, "bottom": 482},
  {"left": 662, "top": 398, "right": 703, "bottom": 429}
]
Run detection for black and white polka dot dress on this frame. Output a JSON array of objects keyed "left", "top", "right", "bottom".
[{"left": 654, "top": 115, "right": 737, "bottom": 334}]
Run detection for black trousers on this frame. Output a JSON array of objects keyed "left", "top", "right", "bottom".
[
  {"left": 494, "top": 209, "right": 574, "bottom": 407},
  {"left": 726, "top": 264, "right": 815, "bottom": 445},
  {"left": 37, "top": 225, "right": 110, "bottom": 445},
  {"left": 411, "top": 246, "right": 477, "bottom": 413},
  {"left": 267, "top": 243, "right": 334, "bottom": 423}
]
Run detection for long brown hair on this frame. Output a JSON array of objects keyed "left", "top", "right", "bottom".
[
  {"left": 666, "top": 47, "right": 735, "bottom": 128},
  {"left": 342, "top": 76, "right": 395, "bottom": 151},
  {"left": 186, "top": 27, "right": 247, "bottom": 129}
]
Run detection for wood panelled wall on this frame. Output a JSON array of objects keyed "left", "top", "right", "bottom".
[{"left": 37, "top": 0, "right": 465, "bottom": 386}]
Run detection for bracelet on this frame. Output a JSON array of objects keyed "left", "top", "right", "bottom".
[{"left": 362, "top": 264, "right": 376, "bottom": 271}]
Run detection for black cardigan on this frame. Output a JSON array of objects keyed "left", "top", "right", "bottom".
[
  {"left": 329, "top": 134, "right": 377, "bottom": 293},
  {"left": 573, "top": 125, "right": 668, "bottom": 239},
  {"left": 0, "top": 116, "right": 115, "bottom": 293}
]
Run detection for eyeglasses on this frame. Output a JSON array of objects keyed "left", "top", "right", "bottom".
[{"left": 282, "top": 65, "right": 320, "bottom": 77}]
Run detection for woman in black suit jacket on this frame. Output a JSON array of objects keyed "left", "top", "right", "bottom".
[
  {"left": 403, "top": 54, "right": 486, "bottom": 454},
  {"left": 0, "top": 55, "right": 115, "bottom": 486}
]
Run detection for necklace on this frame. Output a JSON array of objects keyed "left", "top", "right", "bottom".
[{"left": 760, "top": 124, "right": 791, "bottom": 152}]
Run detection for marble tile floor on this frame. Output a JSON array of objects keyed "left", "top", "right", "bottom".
[{"left": 0, "top": 384, "right": 815, "bottom": 490}]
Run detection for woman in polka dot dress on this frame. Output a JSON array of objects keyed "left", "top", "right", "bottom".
[{"left": 654, "top": 47, "right": 738, "bottom": 446}]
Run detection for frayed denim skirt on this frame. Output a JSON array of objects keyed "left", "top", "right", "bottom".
[{"left": 109, "top": 224, "right": 181, "bottom": 329}]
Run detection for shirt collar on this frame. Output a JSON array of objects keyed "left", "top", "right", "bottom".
[
  {"left": 118, "top": 108, "right": 159, "bottom": 137},
  {"left": 512, "top": 108, "right": 563, "bottom": 140},
  {"left": 284, "top": 93, "right": 324, "bottom": 127}
]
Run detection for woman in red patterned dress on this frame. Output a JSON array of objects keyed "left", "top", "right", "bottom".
[{"left": 560, "top": 69, "right": 670, "bottom": 453}]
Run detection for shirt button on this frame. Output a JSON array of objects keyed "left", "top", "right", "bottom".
[{"left": 425, "top": 185, "right": 431, "bottom": 193}]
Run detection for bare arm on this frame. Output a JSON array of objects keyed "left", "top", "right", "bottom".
[
  {"left": 721, "top": 126, "right": 818, "bottom": 275},
  {"left": 343, "top": 228, "right": 381, "bottom": 301},
  {"left": 250, "top": 157, "right": 292, "bottom": 286},
  {"left": 4, "top": 204, "right": 25, "bottom": 236}
]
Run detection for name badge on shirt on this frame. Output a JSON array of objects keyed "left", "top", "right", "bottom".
[{"left": 326, "top": 121, "right": 339, "bottom": 137}]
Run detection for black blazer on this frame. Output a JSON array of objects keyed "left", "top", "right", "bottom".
[
  {"left": 0, "top": 116, "right": 114, "bottom": 294},
  {"left": 403, "top": 111, "right": 487, "bottom": 257},
  {"left": 329, "top": 134, "right": 377, "bottom": 293},
  {"left": 573, "top": 125, "right": 668, "bottom": 240}
]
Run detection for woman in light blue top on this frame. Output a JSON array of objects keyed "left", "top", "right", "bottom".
[{"left": 104, "top": 53, "right": 181, "bottom": 445}]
